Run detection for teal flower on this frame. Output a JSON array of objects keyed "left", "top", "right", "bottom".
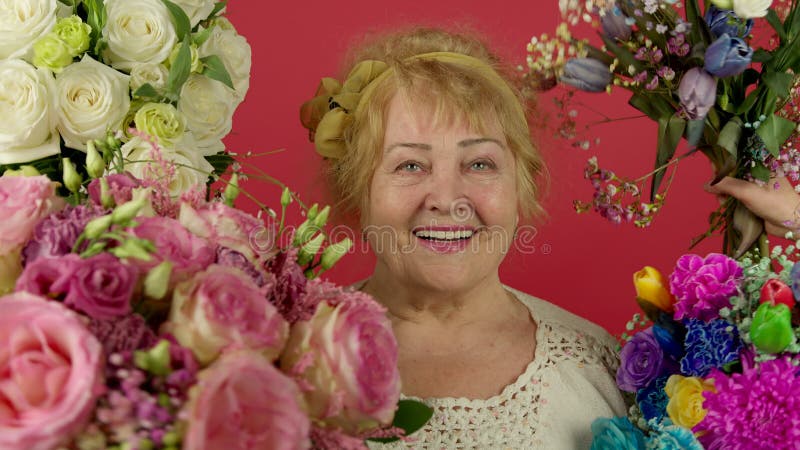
[{"left": 590, "top": 416, "right": 646, "bottom": 450}]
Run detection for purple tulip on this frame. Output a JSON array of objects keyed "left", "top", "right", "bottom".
[
  {"left": 560, "top": 58, "right": 612, "bottom": 93},
  {"left": 705, "top": 6, "right": 753, "bottom": 38},
  {"left": 601, "top": 8, "right": 631, "bottom": 40},
  {"left": 678, "top": 68, "right": 718, "bottom": 120},
  {"left": 704, "top": 33, "right": 753, "bottom": 78}
]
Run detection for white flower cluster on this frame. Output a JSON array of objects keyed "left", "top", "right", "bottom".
[{"left": 0, "top": 0, "right": 250, "bottom": 196}]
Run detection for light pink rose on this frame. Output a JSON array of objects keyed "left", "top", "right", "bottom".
[
  {"left": 129, "top": 216, "right": 215, "bottom": 284},
  {"left": 0, "top": 175, "right": 64, "bottom": 253},
  {"left": 161, "top": 265, "right": 288, "bottom": 366},
  {"left": 281, "top": 289, "right": 400, "bottom": 434},
  {"left": 179, "top": 201, "right": 275, "bottom": 264},
  {"left": 0, "top": 292, "right": 104, "bottom": 450},
  {"left": 183, "top": 351, "right": 311, "bottom": 450}
]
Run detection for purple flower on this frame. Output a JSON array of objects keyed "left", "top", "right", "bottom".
[
  {"left": 667, "top": 34, "right": 690, "bottom": 56},
  {"left": 601, "top": 8, "right": 631, "bottom": 40},
  {"left": 265, "top": 248, "right": 310, "bottom": 323},
  {"left": 87, "top": 313, "right": 157, "bottom": 355},
  {"left": 560, "top": 58, "right": 612, "bottom": 93},
  {"left": 87, "top": 173, "right": 140, "bottom": 207},
  {"left": 679, "top": 318, "right": 742, "bottom": 377},
  {"left": 696, "top": 357, "right": 800, "bottom": 448},
  {"left": 617, "top": 328, "right": 672, "bottom": 392},
  {"left": 669, "top": 253, "right": 742, "bottom": 321},
  {"left": 21, "top": 204, "right": 107, "bottom": 266},
  {"left": 678, "top": 68, "right": 718, "bottom": 120},
  {"left": 61, "top": 253, "right": 139, "bottom": 320},
  {"left": 704, "top": 33, "right": 753, "bottom": 78},
  {"left": 705, "top": 6, "right": 753, "bottom": 38},
  {"left": 215, "top": 246, "right": 267, "bottom": 287}
]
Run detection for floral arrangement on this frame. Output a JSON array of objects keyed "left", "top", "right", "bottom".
[
  {"left": 590, "top": 243, "right": 800, "bottom": 449},
  {"left": 0, "top": 146, "right": 431, "bottom": 448},
  {"left": 0, "top": 0, "right": 251, "bottom": 192},
  {"left": 526, "top": 0, "right": 799, "bottom": 255}
]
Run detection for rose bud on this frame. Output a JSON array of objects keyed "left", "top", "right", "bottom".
[
  {"left": 559, "top": 58, "right": 613, "bottom": 93},
  {"left": 749, "top": 302, "right": 795, "bottom": 354},
  {"left": 759, "top": 278, "right": 795, "bottom": 309},
  {"left": 678, "top": 68, "right": 718, "bottom": 120},
  {"left": 634, "top": 266, "right": 676, "bottom": 317},
  {"left": 704, "top": 33, "right": 753, "bottom": 78}
]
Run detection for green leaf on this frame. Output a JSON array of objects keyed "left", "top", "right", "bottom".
[
  {"left": 756, "top": 114, "right": 797, "bottom": 157},
  {"left": 763, "top": 71, "right": 795, "bottom": 99},
  {"left": 210, "top": 1, "right": 227, "bottom": 18},
  {"left": 83, "top": 0, "right": 106, "bottom": 49},
  {"left": 765, "top": 9, "right": 788, "bottom": 43},
  {"left": 752, "top": 49, "right": 773, "bottom": 64},
  {"left": 133, "top": 83, "right": 161, "bottom": 100},
  {"left": 367, "top": 400, "right": 434, "bottom": 444},
  {"left": 684, "top": 0, "right": 711, "bottom": 45},
  {"left": 200, "top": 55, "right": 234, "bottom": 90},
  {"left": 205, "top": 152, "right": 234, "bottom": 177},
  {"left": 628, "top": 93, "right": 674, "bottom": 121},
  {"left": 165, "top": 38, "right": 192, "bottom": 101},
  {"left": 750, "top": 163, "right": 771, "bottom": 182},
  {"left": 736, "top": 85, "right": 763, "bottom": 115},
  {"left": 161, "top": 0, "right": 192, "bottom": 38},
  {"left": 192, "top": 26, "right": 213, "bottom": 46},
  {"left": 651, "top": 115, "right": 686, "bottom": 201},
  {"left": 686, "top": 119, "right": 705, "bottom": 147},
  {"left": 717, "top": 117, "right": 743, "bottom": 157}
]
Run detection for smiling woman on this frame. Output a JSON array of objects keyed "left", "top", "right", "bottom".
[{"left": 300, "top": 27, "right": 626, "bottom": 449}]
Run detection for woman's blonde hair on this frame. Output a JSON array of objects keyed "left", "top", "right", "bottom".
[{"left": 321, "top": 27, "right": 547, "bottom": 224}]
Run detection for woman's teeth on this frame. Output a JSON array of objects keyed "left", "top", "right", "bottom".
[{"left": 413, "top": 230, "right": 474, "bottom": 240}]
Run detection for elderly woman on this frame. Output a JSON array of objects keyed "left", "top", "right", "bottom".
[{"left": 301, "top": 28, "right": 625, "bottom": 449}]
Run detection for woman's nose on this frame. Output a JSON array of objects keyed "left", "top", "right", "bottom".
[{"left": 422, "top": 170, "right": 475, "bottom": 222}]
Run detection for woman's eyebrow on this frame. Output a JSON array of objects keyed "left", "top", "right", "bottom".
[
  {"left": 384, "top": 142, "right": 432, "bottom": 153},
  {"left": 385, "top": 138, "right": 504, "bottom": 153},
  {"left": 458, "top": 137, "right": 505, "bottom": 149}
]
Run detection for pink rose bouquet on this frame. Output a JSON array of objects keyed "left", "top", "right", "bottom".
[{"left": 0, "top": 174, "right": 64, "bottom": 253}]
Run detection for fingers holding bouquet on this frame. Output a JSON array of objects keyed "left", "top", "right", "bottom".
[{"left": 704, "top": 176, "right": 800, "bottom": 237}]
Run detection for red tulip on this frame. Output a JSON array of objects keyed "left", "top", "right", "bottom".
[{"left": 759, "top": 278, "right": 795, "bottom": 309}]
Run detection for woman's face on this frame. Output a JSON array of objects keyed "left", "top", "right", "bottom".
[{"left": 363, "top": 93, "right": 519, "bottom": 293}]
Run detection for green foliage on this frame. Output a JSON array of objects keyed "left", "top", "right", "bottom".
[
  {"left": 367, "top": 400, "right": 434, "bottom": 444},
  {"left": 165, "top": 38, "right": 192, "bottom": 102},
  {"left": 161, "top": 0, "right": 192, "bottom": 39},
  {"left": 200, "top": 55, "right": 234, "bottom": 89}
]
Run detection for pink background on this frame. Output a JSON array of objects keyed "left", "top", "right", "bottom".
[{"left": 222, "top": 1, "right": 723, "bottom": 335}]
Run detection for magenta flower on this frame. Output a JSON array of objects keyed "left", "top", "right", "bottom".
[
  {"left": 21, "top": 204, "right": 107, "bottom": 265},
  {"left": 15, "top": 254, "right": 81, "bottom": 298},
  {"left": 87, "top": 173, "right": 140, "bottom": 207},
  {"left": 61, "top": 253, "right": 138, "bottom": 320},
  {"left": 696, "top": 357, "right": 800, "bottom": 448},
  {"left": 87, "top": 313, "right": 157, "bottom": 355},
  {"left": 669, "top": 253, "right": 742, "bottom": 321},
  {"left": 266, "top": 248, "right": 311, "bottom": 323}
]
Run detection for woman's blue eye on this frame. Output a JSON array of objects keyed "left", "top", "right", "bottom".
[
  {"left": 470, "top": 160, "right": 494, "bottom": 171},
  {"left": 397, "top": 162, "right": 422, "bottom": 172}
]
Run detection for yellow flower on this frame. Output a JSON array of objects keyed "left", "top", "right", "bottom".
[
  {"left": 634, "top": 266, "right": 675, "bottom": 312},
  {"left": 665, "top": 375, "right": 715, "bottom": 429},
  {"left": 0, "top": 247, "right": 23, "bottom": 295}
]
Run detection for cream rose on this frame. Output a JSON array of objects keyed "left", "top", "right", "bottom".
[
  {"left": 197, "top": 24, "right": 251, "bottom": 101},
  {"left": 170, "top": 0, "right": 215, "bottom": 27},
  {"left": 0, "top": 59, "right": 60, "bottom": 164},
  {"left": 178, "top": 74, "right": 236, "bottom": 155},
  {"left": 129, "top": 62, "right": 169, "bottom": 94},
  {"left": 122, "top": 136, "right": 213, "bottom": 197},
  {"left": 103, "top": 0, "right": 177, "bottom": 71},
  {"left": 0, "top": 0, "right": 58, "bottom": 60},
  {"left": 55, "top": 55, "right": 130, "bottom": 150},
  {"left": 732, "top": 0, "right": 773, "bottom": 18}
]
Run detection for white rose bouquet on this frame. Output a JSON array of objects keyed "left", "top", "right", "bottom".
[{"left": 0, "top": 0, "right": 251, "bottom": 197}]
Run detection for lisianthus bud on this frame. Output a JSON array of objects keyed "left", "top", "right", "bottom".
[
  {"left": 749, "top": 302, "right": 794, "bottom": 353},
  {"left": 678, "top": 68, "right": 717, "bottom": 120},
  {"left": 281, "top": 186, "right": 292, "bottom": 207},
  {"left": 601, "top": 9, "right": 631, "bottom": 40},
  {"left": 560, "top": 58, "right": 612, "bottom": 93},
  {"left": 62, "top": 157, "right": 82, "bottom": 193},
  {"left": 3, "top": 165, "right": 41, "bottom": 177},
  {"left": 53, "top": 15, "right": 91, "bottom": 56},
  {"left": 307, "top": 203, "right": 319, "bottom": 221},
  {"left": 320, "top": 237, "right": 353, "bottom": 271},
  {"left": 634, "top": 266, "right": 675, "bottom": 313},
  {"left": 111, "top": 197, "right": 147, "bottom": 224},
  {"left": 704, "top": 33, "right": 753, "bottom": 78},
  {"left": 759, "top": 278, "right": 795, "bottom": 309},
  {"left": 297, "top": 233, "right": 325, "bottom": 266},
  {"left": 86, "top": 140, "right": 105, "bottom": 179},
  {"left": 292, "top": 220, "right": 318, "bottom": 246},
  {"left": 83, "top": 214, "right": 113, "bottom": 239},
  {"left": 133, "top": 102, "right": 186, "bottom": 146},
  {"left": 110, "top": 239, "right": 153, "bottom": 261},
  {"left": 144, "top": 260, "right": 173, "bottom": 300},
  {"left": 313, "top": 205, "right": 330, "bottom": 228},
  {"left": 134, "top": 339, "right": 172, "bottom": 376},
  {"left": 32, "top": 34, "right": 73, "bottom": 72},
  {"left": 223, "top": 173, "right": 239, "bottom": 206},
  {"left": 705, "top": 6, "right": 754, "bottom": 38}
]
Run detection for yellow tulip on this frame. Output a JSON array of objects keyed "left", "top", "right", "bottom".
[
  {"left": 634, "top": 266, "right": 675, "bottom": 312},
  {"left": 665, "top": 375, "right": 715, "bottom": 429}
]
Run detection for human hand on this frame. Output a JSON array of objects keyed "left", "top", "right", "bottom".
[{"left": 704, "top": 176, "right": 800, "bottom": 237}]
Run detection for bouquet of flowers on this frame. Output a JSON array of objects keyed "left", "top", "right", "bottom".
[
  {"left": 590, "top": 244, "right": 800, "bottom": 449},
  {"left": 0, "top": 145, "right": 431, "bottom": 449},
  {"left": 0, "top": 0, "right": 250, "bottom": 190},
  {"left": 526, "top": 0, "right": 799, "bottom": 255}
]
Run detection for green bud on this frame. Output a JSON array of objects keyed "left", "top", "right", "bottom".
[
  {"left": 53, "top": 15, "right": 91, "bottom": 56},
  {"left": 81, "top": 241, "right": 108, "bottom": 258},
  {"left": 111, "top": 197, "right": 147, "bottom": 224},
  {"left": 133, "top": 103, "right": 185, "bottom": 146},
  {"left": 133, "top": 339, "right": 171, "bottom": 376},
  {"left": 62, "top": 158, "right": 82, "bottom": 193},
  {"left": 85, "top": 140, "right": 105, "bottom": 179},
  {"left": 161, "top": 432, "right": 180, "bottom": 447},
  {"left": 158, "top": 393, "right": 171, "bottom": 408},
  {"left": 306, "top": 203, "right": 319, "bottom": 221},
  {"left": 83, "top": 214, "right": 113, "bottom": 239},
  {"left": 100, "top": 177, "right": 114, "bottom": 208},
  {"left": 320, "top": 238, "right": 353, "bottom": 271},
  {"left": 297, "top": 233, "right": 325, "bottom": 266},
  {"left": 32, "top": 34, "right": 73, "bottom": 72},
  {"left": 750, "top": 302, "right": 795, "bottom": 354},
  {"left": 110, "top": 239, "right": 152, "bottom": 261},
  {"left": 313, "top": 205, "right": 331, "bottom": 228},
  {"left": 3, "top": 165, "right": 41, "bottom": 177},
  {"left": 137, "top": 438, "right": 154, "bottom": 450},
  {"left": 144, "top": 261, "right": 172, "bottom": 300},
  {"left": 292, "top": 220, "right": 319, "bottom": 246},
  {"left": 281, "top": 187, "right": 292, "bottom": 207},
  {"left": 223, "top": 173, "right": 239, "bottom": 206}
]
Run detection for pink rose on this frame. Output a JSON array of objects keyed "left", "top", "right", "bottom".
[
  {"left": 161, "top": 265, "right": 288, "bottom": 365},
  {"left": 15, "top": 254, "right": 81, "bottom": 298},
  {"left": 0, "top": 175, "right": 64, "bottom": 253},
  {"left": 179, "top": 201, "right": 275, "bottom": 264},
  {"left": 0, "top": 292, "right": 104, "bottom": 450},
  {"left": 183, "top": 351, "right": 311, "bottom": 450},
  {"left": 129, "top": 216, "right": 215, "bottom": 284},
  {"left": 60, "top": 253, "right": 138, "bottom": 320},
  {"left": 281, "top": 289, "right": 400, "bottom": 434}
]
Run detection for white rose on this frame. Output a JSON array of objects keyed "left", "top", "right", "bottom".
[
  {"left": 178, "top": 74, "right": 236, "bottom": 155},
  {"left": 170, "top": 0, "right": 215, "bottom": 27},
  {"left": 732, "top": 0, "right": 773, "bottom": 18},
  {"left": 130, "top": 62, "right": 169, "bottom": 93},
  {"left": 122, "top": 135, "right": 213, "bottom": 197},
  {"left": 0, "top": 59, "right": 59, "bottom": 164},
  {"left": 197, "top": 25, "right": 251, "bottom": 101},
  {"left": 0, "top": 0, "right": 58, "bottom": 60},
  {"left": 103, "top": 0, "right": 177, "bottom": 71},
  {"left": 55, "top": 55, "right": 130, "bottom": 150}
]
